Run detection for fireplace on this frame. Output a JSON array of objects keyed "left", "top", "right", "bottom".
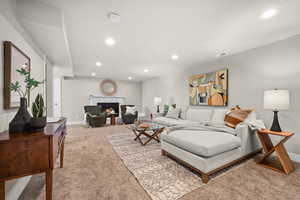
[{"left": 97, "top": 102, "right": 120, "bottom": 116}]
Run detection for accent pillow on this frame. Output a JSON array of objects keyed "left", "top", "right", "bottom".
[
  {"left": 179, "top": 106, "right": 189, "bottom": 119},
  {"left": 211, "top": 109, "right": 228, "bottom": 124},
  {"left": 125, "top": 106, "right": 136, "bottom": 115},
  {"left": 166, "top": 107, "right": 180, "bottom": 119},
  {"left": 163, "top": 104, "right": 176, "bottom": 116},
  {"left": 224, "top": 107, "right": 253, "bottom": 128}
]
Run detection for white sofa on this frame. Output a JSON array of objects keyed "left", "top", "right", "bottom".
[{"left": 156, "top": 108, "right": 261, "bottom": 183}]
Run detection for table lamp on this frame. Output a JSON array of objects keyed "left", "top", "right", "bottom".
[
  {"left": 154, "top": 97, "right": 162, "bottom": 113},
  {"left": 264, "top": 89, "right": 290, "bottom": 132}
]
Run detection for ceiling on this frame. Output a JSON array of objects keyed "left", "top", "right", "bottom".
[{"left": 16, "top": 0, "right": 300, "bottom": 81}]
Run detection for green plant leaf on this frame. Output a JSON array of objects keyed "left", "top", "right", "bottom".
[
  {"left": 9, "top": 81, "right": 21, "bottom": 91},
  {"left": 16, "top": 68, "right": 29, "bottom": 76}
]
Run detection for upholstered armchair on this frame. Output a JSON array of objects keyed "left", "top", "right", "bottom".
[
  {"left": 121, "top": 105, "right": 138, "bottom": 124},
  {"left": 84, "top": 106, "right": 107, "bottom": 127}
]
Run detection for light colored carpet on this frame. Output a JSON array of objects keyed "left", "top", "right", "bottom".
[
  {"left": 19, "top": 125, "right": 300, "bottom": 200},
  {"left": 107, "top": 132, "right": 245, "bottom": 200}
]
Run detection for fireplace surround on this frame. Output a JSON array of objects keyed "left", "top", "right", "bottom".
[
  {"left": 97, "top": 102, "right": 119, "bottom": 116},
  {"left": 89, "top": 95, "right": 125, "bottom": 117}
]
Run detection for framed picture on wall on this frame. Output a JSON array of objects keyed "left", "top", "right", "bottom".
[
  {"left": 3, "top": 41, "right": 31, "bottom": 109},
  {"left": 188, "top": 69, "right": 228, "bottom": 106}
]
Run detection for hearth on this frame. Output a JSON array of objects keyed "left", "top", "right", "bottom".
[{"left": 98, "top": 102, "right": 120, "bottom": 116}]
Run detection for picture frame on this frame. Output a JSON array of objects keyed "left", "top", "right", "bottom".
[
  {"left": 188, "top": 69, "right": 228, "bottom": 106},
  {"left": 3, "top": 41, "right": 31, "bottom": 109}
]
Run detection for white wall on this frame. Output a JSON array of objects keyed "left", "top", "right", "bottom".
[
  {"left": 62, "top": 77, "right": 142, "bottom": 123},
  {"left": 142, "top": 34, "right": 300, "bottom": 155},
  {"left": 0, "top": 12, "right": 47, "bottom": 200},
  {"left": 46, "top": 59, "right": 54, "bottom": 116}
]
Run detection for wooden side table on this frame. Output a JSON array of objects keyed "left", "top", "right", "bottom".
[
  {"left": 107, "top": 114, "right": 117, "bottom": 125},
  {"left": 256, "top": 129, "right": 294, "bottom": 174},
  {"left": 0, "top": 118, "right": 67, "bottom": 200}
]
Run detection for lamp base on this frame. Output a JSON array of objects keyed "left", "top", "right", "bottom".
[
  {"left": 156, "top": 105, "right": 160, "bottom": 113},
  {"left": 270, "top": 110, "right": 282, "bottom": 132}
]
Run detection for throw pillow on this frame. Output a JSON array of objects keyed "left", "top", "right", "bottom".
[
  {"left": 125, "top": 106, "right": 136, "bottom": 115},
  {"left": 163, "top": 104, "right": 176, "bottom": 116},
  {"left": 179, "top": 106, "right": 189, "bottom": 119},
  {"left": 224, "top": 106, "right": 253, "bottom": 128},
  {"left": 166, "top": 107, "right": 180, "bottom": 119}
]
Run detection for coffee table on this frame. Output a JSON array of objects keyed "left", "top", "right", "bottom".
[{"left": 130, "top": 122, "right": 165, "bottom": 145}]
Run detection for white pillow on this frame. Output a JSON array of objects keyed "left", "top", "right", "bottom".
[
  {"left": 186, "top": 108, "right": 213, "bottom": 122},
  {"left": 179, "top": 106, "right": 189, "bottom": 120},
  {"left": 166, "top": 107, "right": 180, "bottom": 119},
  {"left": 125, "top": 106, "right": 136, "bottom": 115},
  {"left": 211, "top": 109, "right": 228, "bottom": 124}
]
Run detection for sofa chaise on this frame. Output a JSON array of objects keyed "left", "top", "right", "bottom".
[{"left": 157, "top": 108, "right": 261, "bottom": 183}]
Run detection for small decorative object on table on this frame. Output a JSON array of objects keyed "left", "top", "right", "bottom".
[
  {"left": 256, "top": 129, "right": 294, "bottom": 174},
  {"left": 8, "top": 67, "right": 44, "bottom": 133},
  {"left": 30, "top": 94, "right": 46, "bottom": 131}
]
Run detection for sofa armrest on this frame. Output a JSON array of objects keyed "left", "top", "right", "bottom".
[{"left": 235, "top": 124, "right": 261, "bottom": 155}]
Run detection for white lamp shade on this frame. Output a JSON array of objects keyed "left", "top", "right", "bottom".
[
  {"left": 154, "top": 97, "right": 162, "bottom": 105},
  {"left": 264, "top": 90, "right": 290, "bottom": 110}
]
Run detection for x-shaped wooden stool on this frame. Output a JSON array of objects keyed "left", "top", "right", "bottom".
[
  {"left": 256, "top": 129, "right": 294, "bottom": 174},
  {"left": 132, "top": 127, "right": 164, "bottom": 146}
]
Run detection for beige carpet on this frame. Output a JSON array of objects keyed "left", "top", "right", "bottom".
[
  {"left": 107, "top": 132, "right": 246, "bottom": 200},
  {"left": 19, "top": 125, "right": 300, "bottom": 200}
]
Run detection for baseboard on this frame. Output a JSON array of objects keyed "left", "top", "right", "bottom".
[
  {"left": 67, "top": 121, "right": 85, "bottom": 125},
  {"left": 289, "top": 152, "right": 300, "bottom": 163}
]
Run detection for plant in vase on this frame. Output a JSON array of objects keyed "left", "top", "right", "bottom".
[
  {"left": 31, "top": 94, "right": 47, "bottom": 131},
  {"left": 9, "top": 67, "right": 44, "bottom": 133}
]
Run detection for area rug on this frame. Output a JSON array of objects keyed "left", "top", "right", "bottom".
[
  {"left": 19, "top": 126, "right": 300, "bottom": 200},
  {"left": 107, "top": 132, "right": 247, "bottom": 200}
]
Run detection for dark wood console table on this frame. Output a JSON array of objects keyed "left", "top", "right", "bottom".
[{"left": 0, "top": 118, "right": 67, "bottom": 200}]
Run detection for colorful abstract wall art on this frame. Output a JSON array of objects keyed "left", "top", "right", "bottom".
[{"left": 188, "top": 69, "right": 228, "bottom": 106}]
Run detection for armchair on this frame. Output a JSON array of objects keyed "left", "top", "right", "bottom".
[
  {"left": 84, "top": 106, "right": 107, "bottom": 127},
  {"left": 121, "top": 105, "right": 138, "bottom": 124}
]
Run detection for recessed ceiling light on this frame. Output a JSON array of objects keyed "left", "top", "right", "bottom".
[
  {"left": 260, "top": 9, "right": 278, "bottom": 19},
  {"left": 171, "top": 54, "right": 179, "bottom": 60},
  {"left": 217, "top": 52, "right": 228, "bottom": 57},
  {"left": 128, "top": 76, "right": 133, "bottom": 80},
  {"left": 96, "top": 62, "right": 102, "bottom": 67},
  {"left": 144, "top": 69, "right": 149, "bottom": 73},
  {"left": 105, "top": 37, "right": 116, "bottom": 46},
  {"left": 108, "top": 12, "right": 121, "bottom": 23},
  {"left": 91, "top": 72, "right": 96, "bottom": 76}
]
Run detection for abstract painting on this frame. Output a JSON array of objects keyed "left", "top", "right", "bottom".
[{"left": 188, "top": 69, "right": 228, "bottom": 106}]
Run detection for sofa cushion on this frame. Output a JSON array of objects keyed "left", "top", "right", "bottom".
[
  {"left": 153, "top": 117, "right": 199, "bottom": 127},
  {"left": 211, "top": 109, "right": 228, "bottom": 124},
  {"left": 166, "top": 107, "right": 180, "bottom": 119},
  {"left": 161, "top": 130, "right": 241, "bottom": 157},
  {"left": 186, "top": 109, "right": 213, "bottom": 122}
]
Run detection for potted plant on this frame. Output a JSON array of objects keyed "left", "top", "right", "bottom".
[
  {"left": 9, "top": 67, "right": 44, "bottom": 133},
  {"left": 31, "top": 94, "right": 46, "bottom": 131}
]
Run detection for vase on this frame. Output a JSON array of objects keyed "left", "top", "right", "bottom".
[
  {"left": 30, "top": 116, "right": 47, "bottom": 132},
  {"left": 9, "top": 97, "right": 32, "bottom": 133}
]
